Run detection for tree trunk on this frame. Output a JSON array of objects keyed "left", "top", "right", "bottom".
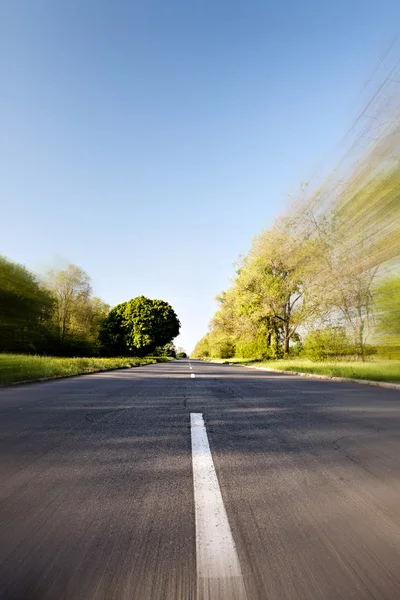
[
  {"left": 283, "top": 322, "right": 290, "bottom": 356},
  {"left": 356, "top": 309, "right": 365, "bottom": 362}
]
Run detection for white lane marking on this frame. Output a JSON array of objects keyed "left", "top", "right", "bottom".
[
  {"left": 190, "top": 366, "right": 193, "bottom": 370},
  {"left": 190, "top": 413, "right": 247, "bottom": 599},
  {"left": 191, "top": 373, "right": 196, "bottom": 378}
]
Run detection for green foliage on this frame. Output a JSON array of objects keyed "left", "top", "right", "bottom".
[
  {"left": 43, "top": 264, "right": 110, "bottom": 356},
  {"left": 154, "top": 342, "right": 177, "bottom": 357},
  {"left": 0, "top": 256, "right": 54, "bottom": 353},
  {"left": 194, "top": 218, "right": 324, "bottom": 361},
  {"left": 46, "top": 265, "right": 92, "bottom": 341},
  {"left": 0, "top": 257, "right": 128, "bottom": 357},
  {"left": 177, "top": 352, "right": 187, "bottom": 358},
  {"left": 191, "top": 335, "right": 211, "bottom": 358},
  {"left": 289, "top": 332, "right": 303, "bottom": 356},
  {"left": 289, "top": 343, "right": 303, "bottom": 357},
  {"left": 101, "top": 296, "right": 180, "bottom": 356},
  {"left": 215, "top": 340, "right": 235, "bottom": 359},
  {"left": 192, "top": 331, "right": 235, "bottom": 359},
  {"left": 375, "top": 276, "right": 400, "bottom": 358},
  {"left": 235, "top": 332, "right": 269, "bottom": 360},
  {"left": 302, "top": 326, "right": 352, "bottom": 361},
  {"left": 235, "top": 219, "right": 321, "bottom": 356}
]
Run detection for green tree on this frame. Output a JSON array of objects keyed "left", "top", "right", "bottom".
[
  {"left": 192, "top": 334, "right": 211, "bottom": 358},
  {"left": 235, "top": 218, "right": 321, "bottom": 356},
  {"left": 46, "top": 265, "right": 92, "bottom": 341},
  {"left": 0, "top": 256, "right": 53, "bottom": 352},
  {"left": 175, "top": 346, "right": 187, "bottom": 358},
  {"left": 101, "top": 296, "right": 180, "bottom": 356},
  {"left": 154, "top": 342, "right": 177, "bottom": 357}
]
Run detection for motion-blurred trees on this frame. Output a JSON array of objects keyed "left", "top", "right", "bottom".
[
  {"left": 375, "top": 275, "right": 400, "bottom": 358},
  {"left": 193, "top": 102, "right": 400, "bottom": 362},
  {"left": 193, "top": 169, "right": 400, "bottom": 361},
  {"left": 300, "top": 203, "right": 378, "bottom": 360},
  {"left": 0, "top": 256, "right": 53, "bottom": 353},
  {"left": 0, "top": 258, "right": 110, "bottom": 356}
]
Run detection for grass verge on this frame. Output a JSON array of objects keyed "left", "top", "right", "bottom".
[
  {"left": 206, "top": 357, "right": 400, "bottom": 384},
  {"left": 0, "top": 354, "right": 173, "bottom": 386}
]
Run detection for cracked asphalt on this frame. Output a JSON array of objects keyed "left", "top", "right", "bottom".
[{"left": 1, "top": 359, "right": 400, "bottom": 599}]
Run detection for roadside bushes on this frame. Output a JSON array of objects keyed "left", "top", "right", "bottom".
[
  {"left": 216, "top": 340, "right": 235, "bottom": 359},
  {"left": 192, "top": 333, "right": 235, "bottom": 359},
  {"left": 235, "top": 333, "right": 270, "bottom": 360},
  {"left": 302, "top": 326, "right": 354, "bottom": 361}
]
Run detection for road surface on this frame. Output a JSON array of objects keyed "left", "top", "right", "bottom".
[{"left": 1, "top": 359, "right": 400, "bottom": 599}]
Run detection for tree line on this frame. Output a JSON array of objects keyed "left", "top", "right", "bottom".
[
  {"left": 0, "top": 257, "right": 180, "bottom": 357},
  {"left": 193, "top": 87, "right": 400, "bottom": 362}
]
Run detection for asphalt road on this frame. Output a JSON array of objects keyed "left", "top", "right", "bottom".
[{"left": 1, "top": 359, "right": 400, "bottom": 599}]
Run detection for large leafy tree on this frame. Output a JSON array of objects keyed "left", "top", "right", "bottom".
[
  {"left": 101, "top": 296, "right": 180, "bottom": 356},
  {"left": 46, "top": 265, "right": 92, "bottom": 341},
  {"left": 0, "top": 256, "right": 53, "bottom": 352},
  {"left": 235, "top": 218, "right": 321, "bottom": 356},
  {"left": 43, "top": 264, "right": 111, "bottom": 355}
]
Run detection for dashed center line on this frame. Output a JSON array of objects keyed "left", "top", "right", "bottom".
[{"left": 191, "top": 373, "right": 196, "bottom": 378}]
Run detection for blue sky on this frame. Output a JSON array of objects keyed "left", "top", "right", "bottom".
[{"left": 1, "top": 1, "right": 399, "bottom": 352}]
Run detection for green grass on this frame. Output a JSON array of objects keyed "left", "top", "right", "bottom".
[
  {"left": 0, "top": 354, "right": 173, "bottom": 386},
  {"left": 206, "top": 357, "right": 400, "bottom": 384}
]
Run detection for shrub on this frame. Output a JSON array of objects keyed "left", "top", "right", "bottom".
[
  {"left": 289, "top": 341, "right": 303, "bottom": 357},
  {"left": 303, "top": 326, "right": 351, "bottom": 361},
  {"left": 235, "top": 333, "right": 269, "bottom": 360},
  {"left": 216, "top": 341, "right": 235, "bottom": 359}
]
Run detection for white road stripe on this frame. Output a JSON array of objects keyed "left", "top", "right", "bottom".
[
  {"left": 191, "top": 373, "right": 196, "bottom": 378},
  {"left": 190, "top": 413, "right": 247, "bottom": 600}
]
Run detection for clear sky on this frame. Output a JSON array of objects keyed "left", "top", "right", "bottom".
[{"left": 1, "top": 1, "right": 399, "bottom": 352}]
